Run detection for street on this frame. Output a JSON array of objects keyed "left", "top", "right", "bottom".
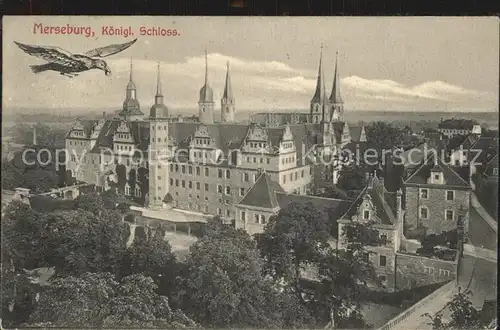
[{"left": 467, "top": 207, "right": 497, "bottom": 251}]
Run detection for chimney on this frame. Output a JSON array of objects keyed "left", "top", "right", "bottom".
[{"left": 396, "top": 189, "right": 402, "bottom": 215}]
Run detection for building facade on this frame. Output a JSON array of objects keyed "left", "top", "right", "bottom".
[{"left": 65, "top": 49, "right": 356, "bottom": 224}]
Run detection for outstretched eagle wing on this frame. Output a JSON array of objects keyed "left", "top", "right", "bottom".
[
  {"left": 85, "top": 38, "right": 137, "bottom": 58},
  {"left": 14, "top": 41, "right": 85, "bottom": 68}
]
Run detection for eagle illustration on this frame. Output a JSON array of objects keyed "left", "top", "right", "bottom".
[{"left": 14, "top": 38, "right": 137, "bottom": 77}]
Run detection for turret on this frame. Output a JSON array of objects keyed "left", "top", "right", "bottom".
[
  {"left": 221, "top": 61, "right": 235, "bottom": 122},
  {"left": 198, "top": 48, "right": 214, "bottom": 124},
  {"left": 329, "top": 52, "right": 344, "bottom": 122}
]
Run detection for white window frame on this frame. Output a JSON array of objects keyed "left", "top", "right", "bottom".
[
  {"left": 445, "top": 209, "right": 454, "bottom": 222},
  {"left": 439, "top": 269, "right": 450, "bottom": 277},
  {"left": 446, "top": 190, "right": 455, "bottom": 201},
  {"left": 363, "top": 210, "right": 370, "bottom": 220}
]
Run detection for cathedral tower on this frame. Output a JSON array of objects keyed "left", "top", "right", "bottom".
[
  {"left": 148, "top": 62, "right": 170, "bottom": 209},
  {"left": 329, "top": 52, "right": 344, "bottom": 122},
  {"left": 121, "top": 59, "right": 144, "bottom": 121},
  {"left": 310, "top": 44, "right": 328, "bottom": 124},
  {"left": 221, "top": 61, "right": 235, "bottom": 122},
  {"left": 198, "top": 49, "right": 215, "bottom": 124}
]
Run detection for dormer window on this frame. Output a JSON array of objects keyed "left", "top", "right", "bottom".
[{"left": 363, "top": 210, "right": 370, "bottom": 220}]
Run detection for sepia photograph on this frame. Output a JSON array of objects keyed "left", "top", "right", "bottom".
[{"left": 1, "top": 16, "right": 498, "bottom": 329}]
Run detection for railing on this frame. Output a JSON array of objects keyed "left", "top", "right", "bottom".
[{"left": 376, "top": 280, "right": 455, "bottom": 330}]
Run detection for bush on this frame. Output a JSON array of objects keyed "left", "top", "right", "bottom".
[{"left": 30, "top": 195, "right": 76, "bottom": 213}]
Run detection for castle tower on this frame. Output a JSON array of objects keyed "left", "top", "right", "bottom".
[
  {"left": 198, "top": 48, "right": 215, "bottom": 124},
  {"left": 148, "top": 62, "right": 170, "bottom": 209},
  {"left": 310, "top": 44, "right": 328, "bottom": 124},
  {"left": 329, "top": 52, "right": 344, "bottom": 122},
  {"left": 221, "top": 61, "right": 235, "bottom": 122},
  {"left": 121, "top": 59, "right": 144, "bottom": 121}
]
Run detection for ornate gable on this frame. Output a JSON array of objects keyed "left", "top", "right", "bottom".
[
  {"left": 90, "top": 119, "right": 106, "bottom": 139},
  {"left": 352, "top": 194, "right": 379, "bottom": 223},
  {"left": 69, "top": 118, "right": 86, "bottom": 138},
  {"left": 291, "top": 112, "right": 300, "bottom": 125},
  {"left": 282, "top": 125, "right": 293, "bottom": 142},
  {"left": 247, "top": 124, "right": 268, "bottom": 142},
  {"left": 113, "top": 121, "right": 134, "bottom": 143},
  {"left": 73, "top": 118, "right": 85, "bottom": 130}
]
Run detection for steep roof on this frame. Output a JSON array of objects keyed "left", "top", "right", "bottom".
[
  {"left": 341, "top": 176, "right": 397, "bottom": 225},
  {"left": 275, "top": 193, "right": 351, "bottom": 223},
  {"left": 329, "top": 53, "right": 343, "bottom": 104},
  {"left": 222, "top": 62, "right": 233, "bottom": 100},
  {"left": 349, "top": 125, "right": 364, "bottom": 142},
  {"left": 237, "top": 172, "right": 284, "bottom": 208},
  {"left": 404, "top": 153, "right": 471, "bottom": 188}
]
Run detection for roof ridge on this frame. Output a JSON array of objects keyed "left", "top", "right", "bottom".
[
  {"left": 438, "top": 157, "right": 471, "bottom": 186},
  {"left": 403, "top": 152, "right": 435, "bottom": 184}
]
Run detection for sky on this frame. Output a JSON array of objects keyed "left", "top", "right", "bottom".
[{"left": 2, "top": 16, "right": 499, "bottom": 114}]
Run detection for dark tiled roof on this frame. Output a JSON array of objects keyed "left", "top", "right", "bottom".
[
  {"left": 349, "top": 125, "right": 363, "bottom": 142},
  {"left": 237, "top": 172, "right": 284, "bottom": 208},
  {"left": 275, "top": 192, "right": 351, "bottom": 223},
  {"left": 332, "top": 121, "right": 346, "bottom": 142},
  {"left": 341, "top": 176, "right": 396, "bottom": 225},
  {"left": 471, "top": 136, "right": 498, "bottom": 151},
  {"left": 404, "top": 153, "right": 470, "bottom": 188}
]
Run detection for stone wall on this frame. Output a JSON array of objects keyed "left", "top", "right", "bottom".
[
  {"left": 395, "top": 252, "right": 457, "bottom": 291},
  {"left": 404, "top": 186, "right": 470, "bottom": 235}
]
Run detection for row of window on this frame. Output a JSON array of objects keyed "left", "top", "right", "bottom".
[
  {"left": 116, "top": 145, "right": 133, "bottom": 151},
  {"left": 151, "top": 125, "right": 168, "bottom": 130},
  {"left": 151, "top": 137, "right": 167, "bottom": 143},
  {"left": 282, "top": 155, "right": 295, "bottom": 165},
  {"left": 246, "top": 156, "right": 271, "bottom": 165},
  {"left": 248, "top": 142, "right": 268, "bottom": 149},
  {"left": 116, "top": 133, "right": 129, "bottom": 139},
  {"left": 195, "top": 138, "right": 211, "bottom": 145},
  {"left": 69, "top": 140, "right": 86, "bottom": 146},
  {"left": 282, "top": 142, "right": 293, "bottom": 149},
  {"left": 281, "top": 169, "right": 305, "bottom": 184},
  {"left": 423, "top": 266, "right": 451, "bottom": 276},
  {"left": 168, "top": 178, "right": 246, "bottom": 197},
  {"left": 419, "top": 207, "right": 455, "bottom": 221},
  {"left": 240, "top": 211, "right": 267, "bottom": 224},
  {"left": 170, "top": 164, "right": 260, "bottom": 184},
  {"left": 419, "top": 188, "right": 455, "bottom": 201}
]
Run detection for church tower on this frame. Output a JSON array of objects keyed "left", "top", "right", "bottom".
[
  {"left": 329, "top": 52, "right": 344, "bottom": 122},
  {"left": 148, "top": 62, "right": 170, "bottom": 209},
  {"left": 221, "top": 61, "right": 235, "bottom": 122},
  {"left": 198, "top": 49, "right": 215, "bottom": 124},
  {"left": 310, "top": 44, "right": 328, "bottom": 124},
  {"left": 121, "top": 59, "right": 144, "bottom": 121}
]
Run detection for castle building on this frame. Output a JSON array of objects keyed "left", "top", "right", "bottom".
[{"left": 65, "top": 48, "right": 357, "bottom": 228}]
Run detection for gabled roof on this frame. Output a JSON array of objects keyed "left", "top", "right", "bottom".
[
  {"left": 341, "top": 176, "right": 397, "bottom": 225},
  {"left": 404, "top": 153, "right": 470, "bottom": 188},
  {"left": 237, "top": 172, "right": 284, "bottom": 208}
]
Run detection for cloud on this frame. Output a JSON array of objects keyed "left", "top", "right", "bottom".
[
  {"left": 2, "top": 52, "right": 495, "bottom": 112},
  {"left": 342, "top": 75, "right": 489, "bottom": 102}
]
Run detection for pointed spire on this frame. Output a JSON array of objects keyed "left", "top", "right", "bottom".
[
  {"left": 223, "top": 61, "right": 233, "bottom": 100},
  {"left": 204, "top": 47, "right": 208, "bottom": 85},
  {"left": 329, "top": 51, "right": 343, "bottom": 103},
  {"left": 156, "top": 61, "right": 162, "bottom": 97},
  {"left": 126, "top": 57, "right": 136, "bottom": 91},
  {"left": 129, "top": 57, "right": 133, "bottom": 82},
  {"left": 311, "top": 43, "right": 326, "bottom": 103}
]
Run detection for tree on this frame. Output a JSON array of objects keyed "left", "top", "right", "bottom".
[
  {"left": 365, "top": 121, "right": 404, "bottom": 150},
  {"left": 128, "top": 168, "right": 137, "bottom": 197},
  {"left": 40, "top": 209, "right": 128, "bottom": 275},
  {"left": 136, "top": 167, "right": 149, "bottom": 204},
  {"left": 176, "top": 217, "right": 314, "bottom": 328},
  {"left": 116, "top": 164, "right": 127, "bottom": 194},
  {"left": 121, "top": 229, "right": 179, "bottom": 296},
  {"left": 2, "top": 202, "right": 47, "bottom": 270},
  {"left": 256, "top": 203, "right": 330, "bottom": 302},
  {"left": 337, "top": 165, "right": 368, "bottom": 195},
  {"left": 314, "top": 221, "right": 378, "bottom": 327},
  {"left": 423, "top": 289, "right": 488, "bottom": 329},
  {"left": 27, "top": 272, "right": 198, "bottom": 328}
]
